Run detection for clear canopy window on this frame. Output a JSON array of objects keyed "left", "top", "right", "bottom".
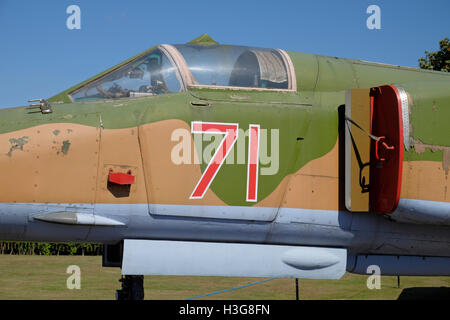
[
  {"left": 70, "top": 48, "right": 182, "bottom": 102},
  {"left": 69, "top": 44, "right": 293, "bottom": 102},
  {"left": 174, "top": 44, "right": 290, "bottom": 89}
]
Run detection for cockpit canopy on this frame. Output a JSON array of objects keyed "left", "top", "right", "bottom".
[
  {"left": 69, "top": 44, "right": 296, "bottom": 102},
  {"left": 70, "top": 48, "right": 181, "bottom": 102}
]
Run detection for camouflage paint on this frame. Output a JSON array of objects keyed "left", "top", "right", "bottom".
[{"left": 0, "top": 44, "right": 449, "bottom": 209}]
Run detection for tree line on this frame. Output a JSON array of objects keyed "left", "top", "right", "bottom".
[
  {"left": 0, "top": 241, "right": 102, "bottom": 256},
  {"left": 419, "top": 37, "right": 449, "bottom": 72}
]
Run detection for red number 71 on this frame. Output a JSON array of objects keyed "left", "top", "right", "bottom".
[{"left": 190, "top": 121, "right": 260, "bottom": 202}]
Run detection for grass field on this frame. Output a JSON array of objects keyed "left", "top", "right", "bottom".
[{"left": 0, "top": 255, "right": 449, "bottom": 300}]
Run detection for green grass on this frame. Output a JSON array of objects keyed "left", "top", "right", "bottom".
[{"left": 0, "top": 255, "right": 449, "bottom": 300}]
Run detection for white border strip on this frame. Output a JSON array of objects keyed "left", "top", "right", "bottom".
[
  {"left": 277, "top": 49, "right": 297, "bottom": 91},
  {"left": 344, "top": 89, "right": 352, "bottom": 212},
  {"left": 395, "top": 86, "right": 410, "bottom": 151},
  {"left": 159, "top": 44, "right": 198, "bottom": 86}
]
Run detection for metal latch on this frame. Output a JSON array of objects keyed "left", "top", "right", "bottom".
[
  {"left": 27, "top": 99, "right": 53, "bottom": 114},
  {"left": 190, "top": 101, "right": 211, "bottom": 107},
  {"left": 108, "top": 169, "right": 135, "bottom": 185}
]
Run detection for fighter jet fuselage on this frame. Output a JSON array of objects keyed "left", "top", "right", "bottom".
[{"left": 1, "top": 35, "right": 449, "bottom": 284}]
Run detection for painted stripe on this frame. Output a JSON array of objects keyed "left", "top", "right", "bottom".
[
  {"left": 246, "top": 124, "right": 260, "bottom": 202},
  {"left": 3, "top": 199, "right": 449, "bottom": 227}
]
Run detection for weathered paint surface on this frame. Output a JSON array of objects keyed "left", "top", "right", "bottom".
[
  {"left": 0, "top": 123, "right": 99, "bottom": 204},
  {"left": 0, "top": 45, "right": 448, "bottom": 213},
  {"left": 7, "top": 136, "right": 29, "bottom": 157}
]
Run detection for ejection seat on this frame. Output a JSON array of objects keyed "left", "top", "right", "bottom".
[{"left": 229, "top": 50, "right": 289, "bottom": 89}]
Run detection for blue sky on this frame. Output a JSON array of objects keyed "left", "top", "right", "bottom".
[{"left": 0, "top": 0, "right": 448, "bottom": 108}]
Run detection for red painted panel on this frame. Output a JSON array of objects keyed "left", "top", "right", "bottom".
[{"left": 369, "top": 85, "right": 403, "bottom": 214}]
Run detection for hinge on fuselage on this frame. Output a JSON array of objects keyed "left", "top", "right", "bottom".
[{"left": 27, "top": 98, "right": 53, "bottom": 114}]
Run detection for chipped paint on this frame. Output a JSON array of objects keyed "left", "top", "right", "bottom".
[
  {"left": 445, "top": 150, "right": 450, "bottom": 176},
  {"left": 406, "top": 91, "right": 414, "bottom": 106},
  {"left": 414, "top": 139, "right": 450, "bottom": 175},
  {"left": 53, "top": 129, "right": 60, "bottom": 136},
  {"left": 7, "top": 136, "right": 29, "bottom": 157},
  {"left": 61, "top": 140, "right": 71, "bottom": 155}
]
